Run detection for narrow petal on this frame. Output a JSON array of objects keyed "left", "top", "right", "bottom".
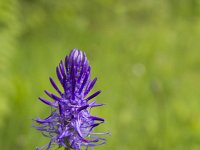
[
  {"left": 77, "top": 104, "right": 89, "bottom": 112},
  {"left": 64, "top": 56, "right": 69, "bottom": 73},
  {"left": 49, "top": 77, "right": 62, "bottom": 95},
  {"left": 77, "top": 53, "right": 86, "bottom": 83},
  {"left": 59, "top": 60, "right": 66, "bottom": 78},
  {"left": 89, "top": 100, "right": 105, "bottom": 108},
  {"left": 44, "top": 90, "right": 62, "bottom": 103},
  {"left": 79, "top": 72, "right": 89, "bottom": 94},
  {"left": 84, "top": 77, "right": 97, "bottom": 96},
  {"left": 56, "top": 67, "right": 63, "bottom": 84},
  {"left": 51, "top": 94, "right": 63, "bottom": 102},
  {"left": 89, "top": 116, "right": 104, "bottom": 122},
  {"left": 70, "top": 56, "right": 75, "bottom": 99},
  {"left": 85, "top": 90, "right": 101, "bottom": 101},
  {"left": 38, "top": 97, "right": 57, "bottom": 107}
]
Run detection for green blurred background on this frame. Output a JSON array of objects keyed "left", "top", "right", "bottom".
[{"left": 0, "top": 0, "right": 200, "bottom": 149}]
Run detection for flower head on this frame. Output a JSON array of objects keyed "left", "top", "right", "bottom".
[{"left": 34, "top": 49, "right": 108, "bottom": 150}]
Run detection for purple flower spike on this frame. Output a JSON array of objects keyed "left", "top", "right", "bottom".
[{"left": 34, "top": 49, "right": 108, "bottom": 150}]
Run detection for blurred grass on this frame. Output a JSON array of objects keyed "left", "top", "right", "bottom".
[{"left": 0, "top": 0, "right": 200, "bottom": 150}]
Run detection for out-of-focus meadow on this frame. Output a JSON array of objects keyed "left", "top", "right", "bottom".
[{"left": 0, "top": 0, "right": 200, "bottom": 150}]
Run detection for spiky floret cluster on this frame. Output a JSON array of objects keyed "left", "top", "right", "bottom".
[{"left": 34, "top": 49, "right": 108, "bottom": 150}]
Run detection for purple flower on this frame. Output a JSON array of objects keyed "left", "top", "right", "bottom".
[{"left": 34, "top": 49, "right": 108, "bottom": 150}]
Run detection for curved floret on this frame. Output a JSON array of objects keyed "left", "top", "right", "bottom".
[{"left": 34, "top": 49, "right": 108, "bottom": 150}]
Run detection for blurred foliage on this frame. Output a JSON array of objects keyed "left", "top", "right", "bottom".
[
  {"left": 0, "top": 0, "right": 200, "bottom": 150},
  {"left": 0, "top": 0, "right": 20, "bottom": 126}
]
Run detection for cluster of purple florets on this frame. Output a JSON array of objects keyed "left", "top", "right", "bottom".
[{"left": 34, "top": 49, "right": 108, "bottom": 150}]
